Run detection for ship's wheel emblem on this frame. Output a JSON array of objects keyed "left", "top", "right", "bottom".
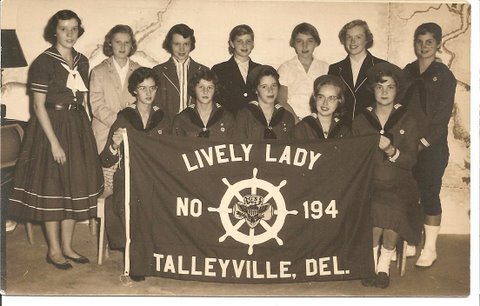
[{"left": 208, "top": 168, "right": 298, "bottom": 255}]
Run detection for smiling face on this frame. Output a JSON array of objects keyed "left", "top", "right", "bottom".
[
  {"left": 374, "top": 76, "right": 397, "bottom": 107},
  {"left": 195, "top": 79, "right": 215, "bottom": 105},
  {"left": 134, "top": 78, "right": 157, "bottom": 105},
  {"left": 230, "top": 33, "right": 254, "bottom": 60},
  {"left": 293, "top": 32, "right": 318, "bottom": 60},
  {"left": 256, "top": 75, "right": 279, "bottom": 105},
  {"left": 111, "top": 32, "right": 133, "bottom": 61},
  {"left": 171, "top": 34, "right": 192, "bottom": 62},
  {"left": 55, "top": 18, "right": 79, "bottom": 51},
  {"left": 414, "top": 32, "right": 440, "bottom": 61},
  {"left": 344, "top": 25, "right": 368, "bottom": 57},
  {"left": 315, "top": 84, "right": 340, "bottom": 118}
]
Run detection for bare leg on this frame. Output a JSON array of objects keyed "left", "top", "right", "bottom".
[
  {"left": 372, "top": 227, "right": 383, "bottom": 248},
  {"left": 60, "top": 219, "right": 81, "bottom": 258},
  {"left": 45, "top": 221, "right": 67, "bottom": 263},
  {"left": 425, "top": 214, "right": 441, "bottom": 226},
  {"left": 382, "top": 229, "right": 399, "bottom": 250}
]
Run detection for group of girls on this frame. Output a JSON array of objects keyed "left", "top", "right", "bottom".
[{"left": 8, "top": 9, "right": 456, "bottom": 289}]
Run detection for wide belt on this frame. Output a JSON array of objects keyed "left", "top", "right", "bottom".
[{"left": 46, "top": 103, "right": 83, "bottom": 111}]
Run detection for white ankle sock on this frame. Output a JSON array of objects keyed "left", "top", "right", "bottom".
[
  {"left": 423, "top": 224, "right": 440, "bottom": 252},
  {"left": 377, "top": 246, "right": 395, "bottom": 275}
]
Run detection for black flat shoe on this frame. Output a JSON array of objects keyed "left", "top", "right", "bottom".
[
  {"left": 375, "top": 272, "right": 390, "bottom": 289},
  {"left": 64, "top": 255, "right": 90, "bottom": 264},
  {"left": 129, "top": 275, "right": 145, "bottom": 282},
  {"left": 361, "top": 277, "right": 376, "bottom": 287},
  {"left": 46, "top": 256, "right": 73, "bottom": 270}
]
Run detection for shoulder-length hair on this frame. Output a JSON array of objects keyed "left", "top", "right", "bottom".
[
  {"left": 309, "top": 75, "right": 346, "bottom": 119},
  {"left": 162, "top": 24, "right": 196, "bottom": 54},
  {"left": 43, "top": 10, "right": 85, "bottom": 45},
  {"left": 228, "top": 24, "right": 254, "bottom": 54},
  {"left": 338, "top": 19, "right": 374, "bottom": 49},
  {"left": 188, "top": 69, "right": 220, "bottom": 102},
  {"left": 103, "top": 24, "right": 137, "bottom": 57},
  {"left": 128, "top": 67, "right": 159, "bottom": 97},
  {"left": 289, "top": 22, "right": 321, "bottom": 47}
]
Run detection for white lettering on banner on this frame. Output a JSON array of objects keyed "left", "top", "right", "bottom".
[
  {"left": 305, "top": 256, "right": 350, "bottom": 276},
  {"left": 265, "top": 144, "right": 321, "bottom": 170},
  {"left": 176, "top": 197, "right": 203, "bottom": 217},
  {"left": 153, "top": 253, "right": 296, "bottom": 279},
  {"left": 182, "top": 144, "right": 321, "bottom": 172},
  {"left": 182, "top": 144, "right": 253, "bottom": 172}
]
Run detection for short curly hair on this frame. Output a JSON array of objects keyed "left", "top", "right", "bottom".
[
  {"left": 414, "top": 22, "right": 442, "bottom": 44},
  {"left": 162, "top": 24, "right": 196, "bottom": 54},
  {"left": 309, "top": 75, "right": 346, "bottom": 119},
  {"left": 103, "top": 24, "right": 137, "bottom": 57},
  {"left": 338, "top": 19, "right": 374, "bottom": 50},
  {"left": 187, "top": 69, "right": 220, "bottom": 102},
  {"left": 247, "top": 65, "right": 281, "bottom": 90},
  {"left": 289, "top": 23, "right": 321, "bottom": 47},
  {"left": 128, "top": 67, "right": 159, "bottom": 97},
  {"left": 43, "top": 10, "right": 85, "bottom": 45}
]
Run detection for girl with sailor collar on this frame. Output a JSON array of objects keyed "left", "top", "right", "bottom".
[
  {"left": 234, "top": 65, "right": 295, "bottom": 140},
  {"left": 352, "top": 62, "right": 422, "bottom": 289},
  {"left": 8, "top": 10, "right": 103, "bottom": 270},
  {"left": 295, "top": 75, "right": 350, "bottom": 140},
  {"left": 172, "top": 69, "right": 235, "bottom": 138}
]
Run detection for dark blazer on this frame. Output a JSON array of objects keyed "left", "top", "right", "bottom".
[
  {"left": 211, "top": 56, "right": 260, "bottom": 115},
  {"left": 403, "top": 60, "right": 456, "bottom": 148},
  {"left": 152, "top": 57, "right": 208, "bottom": 120},
  {"left": 172, "top": 103, "right": 236, "bottom": 139},
  {"left": 294, "top": 114, "right": 351, "bottom": 140},
  {"left": 328, "top": 51, "right": 386, "bottom": 126}
]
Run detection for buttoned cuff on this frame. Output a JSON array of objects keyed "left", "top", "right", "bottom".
[
  {"left": 420, "top": 137, "right": 430, "bottom": 148},
  {"left": 388, "top": 148, "right": 400, "bottom": 163}
]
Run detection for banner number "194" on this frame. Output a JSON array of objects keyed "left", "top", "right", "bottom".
[{"left": 302, "top": 200, "right": 338, "bottom": 219}]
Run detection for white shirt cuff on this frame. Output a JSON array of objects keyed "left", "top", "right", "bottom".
[
  {"left": 109, "top": 145, "right": 118, "bottom": 155},
  {"left": 388, "top": 148, "right": 400, "bottom": 162},
  {"left": 420, "top": 137, "right": 430, "bottom": 148}
]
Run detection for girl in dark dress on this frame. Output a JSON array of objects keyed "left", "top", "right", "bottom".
[
  {"left": 100, "top": 67, "right": 170, "bottom": 281},
  {"left": 172, "top": 69, "right": 235, "bottom": 138},
  {"left": 8, "top": 10, "right": 103, "bottom": 269},
  {"left": 352, "top": 62, "right": 422, "bottom": 288},
  {"left": 295, "top": 75, "right": 350, "bottom": 140},
  {"left": 403, "top": 23, "right": 457, "bottom": 268},
  {"left": 234, "top": 65, "right": 295, "bottom": 140}
]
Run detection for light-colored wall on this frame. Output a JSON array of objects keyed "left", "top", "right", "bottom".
[{"left": 1, "top": 0, "right": 471, "bottom": 233}]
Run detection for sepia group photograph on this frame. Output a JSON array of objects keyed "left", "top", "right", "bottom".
[{"left": 0, "top": 0, "right": 477, "bottom": 305}]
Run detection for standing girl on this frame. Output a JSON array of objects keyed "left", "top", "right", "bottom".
[
  {"left": 295, "top": 75, "right": 350, "bottom": 140},
  {"left": 403, "top": 23, "right": 457, "bottom": 268},
  {"left": 172, "top": 69, "right": 235, "bottom": 138},
  {"left": 234, "top": 65, "right": 295, "bottom": 140},
  {"left": 9, "top": 10, "right": 103, "bottom": 269},
  {"left": 352, "top": 62, "right": 422, "bottom": 288}
]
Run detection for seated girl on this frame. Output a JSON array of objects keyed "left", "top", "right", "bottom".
[
  {"left": 100, "top": 67, "right": 171, "bottom": 280},
  {"left": 295, "top": 74, "right": 350, "bottom": 140},
  {"left": 352, "top": 62, "right": 422, "bottom": 289},
  {"left": 172, "top": 69, "right": 235, "bottom": 138},
  {"left": 234, "top": 65, "right": 295, "bottom": 139}
]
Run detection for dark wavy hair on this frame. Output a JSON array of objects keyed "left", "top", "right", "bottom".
[
  {"left": 162, "top": 24, "right": 196, "bottom": 54},
  {"left": 289, "top": 22, "right": 321, "bottom": 47},
  {"left": 188, "top": 69, "right": 220, "bottom": 102},
  {"left": 309, "top": 75, "right": 346, "bottom": 119},
  {"left": 414, "top": 22, "right": 442, "bottom": 44},
  {"left": 128, "top": 67, "right": 159, "bottom": 97},
  {"left": 228, "top": 24, "right": 255, "bottom": 54},
  {"left": 247, "top": 65, "right": 281, "bottom": 90},
  {"left": 43, "top": 10, "right": 85, "bottom": 45},
  {"left": 338, "top": 19, "right": 374, "bottom": 50},
  {"left": 367, "top": 62, "right": 407, "bottom": 103},
  {"left": 103, "top": 24, "right": 137, "bottom": 57}
]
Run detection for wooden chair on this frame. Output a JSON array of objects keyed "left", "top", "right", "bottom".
[
  {"left": 1, "top": 122, "right": 34, "bottom": 244},
  {"left": 97, "top": 189, "right": 113, "bottom": 265},
  {"left": 396, "top": 240, "right": 408, "bottom": 276}
]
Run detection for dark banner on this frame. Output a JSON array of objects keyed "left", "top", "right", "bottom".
[{"left": 125, "top": 130, "right": 378, "bottom": 283}]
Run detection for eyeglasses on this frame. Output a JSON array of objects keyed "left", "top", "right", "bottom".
[
  {"left": 136, "top": 86, "right": 158, "bottom": 92},
  {"left": 315, "top": 94, "right": 339, "bottom": 103}
]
